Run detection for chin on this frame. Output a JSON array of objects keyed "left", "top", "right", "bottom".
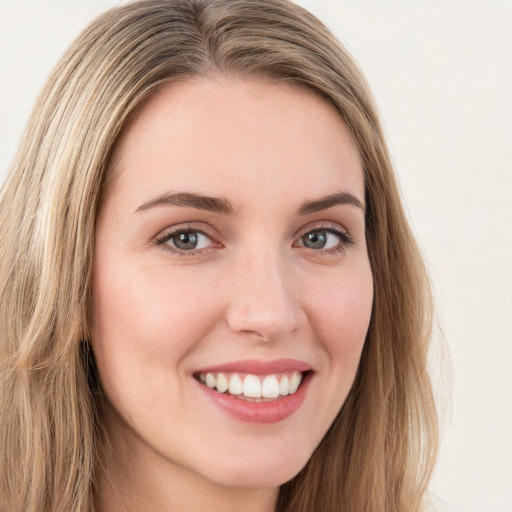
[
  {"left": 199, "top": 444, "right": 312, "bottom": 489},
  {"left": 210, "top": 467, "right": 302, "bottom": 490}
]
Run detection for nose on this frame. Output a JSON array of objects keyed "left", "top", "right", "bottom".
[{"left": 225, "top": 249, "right": 300, "bottom": 343}]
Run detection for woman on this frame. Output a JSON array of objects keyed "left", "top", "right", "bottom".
[{"left": 0, "top": 0, "right": 438, "bottom": 510}]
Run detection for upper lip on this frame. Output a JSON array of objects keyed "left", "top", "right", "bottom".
[{"left": 194, "top": 358, "right": 313, "bottom": 375}]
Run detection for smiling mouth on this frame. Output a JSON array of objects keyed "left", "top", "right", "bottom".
[{"left": 194, "top": 371, "right": 311, "bottom": 402}]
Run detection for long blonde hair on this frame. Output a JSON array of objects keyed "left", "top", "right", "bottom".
[{"left": 0, "top": 1, "right": 437, "bottom": 510}]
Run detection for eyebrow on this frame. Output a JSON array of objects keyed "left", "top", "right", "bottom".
[
  {"left": 134, "top": 192, "right": 237, "bottom": 215},
  {"left": 298, "top": 192, "right": 365, "bottom": 215},
  {"left": 134, "top": 190, "right": 364, "bottom": 216}
]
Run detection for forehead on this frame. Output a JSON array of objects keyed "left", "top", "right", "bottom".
[{"left": 108, "top": 77, "right": 364, "bottom": 209}]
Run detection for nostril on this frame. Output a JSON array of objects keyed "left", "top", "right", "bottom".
[{"left": 242, "top": 330, "right": 270, "bottom": 342}]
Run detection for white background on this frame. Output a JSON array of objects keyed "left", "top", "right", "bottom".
[{"left": 1, "top": 1, "right": 511, "bottom": 511}]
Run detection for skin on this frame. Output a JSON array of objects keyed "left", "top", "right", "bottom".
[{"left": 91, "top": 77, "right": 374, "bottom": 512}]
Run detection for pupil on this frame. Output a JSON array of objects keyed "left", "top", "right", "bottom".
[
  {"left": 173, "top": 232, "right": 198, "bottom": 250},
  {"left": 304, "top": 231, "right": 327, "bottom": 249}
]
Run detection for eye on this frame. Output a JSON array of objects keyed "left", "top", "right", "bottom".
[
  {"left": 157, "top": 228, "right": 218, "bottom": 253},
  {"left": 300, "top": 230, "right": 339, "bottom": 250},
  {"left": 294, "top": 225, "right": 354, "bottom": 253}
]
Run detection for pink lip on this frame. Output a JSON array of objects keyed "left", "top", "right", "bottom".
[
  {"left": 193, "top": 359, "right": 313, "bottom": 424},
  {"left": 194, "top": 358, "right": 313, "bottom": 375}
]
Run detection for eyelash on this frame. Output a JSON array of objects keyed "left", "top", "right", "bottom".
[
  {"left": 155, "top": 224, "right": 220, "bottom": 257},
  {"left": 154, "top": 222, "right": 355, "bottom": 257},
  {"left": 295, "top": 222, "right": 355, "bottom": 256}
]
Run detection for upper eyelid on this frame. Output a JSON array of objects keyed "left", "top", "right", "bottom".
[
  {"left": 155, "top": 222, "right": 220, "bottom": 242},
  {"left": 156, "top": 220, "right": 350, "bottom": 237},
  {"left": 294, "top": 220, "right": 352, "bottom": 239}
]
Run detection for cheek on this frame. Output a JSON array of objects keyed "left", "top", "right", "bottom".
[
  {"left": 294, "top": 262, "right": 373, "bottom": 449},
  {"left": 90, "top": 259, "right": 221, "bottom": 388},
  {"left": 304, "top": 264, "right": 373, "bottom": 368}
]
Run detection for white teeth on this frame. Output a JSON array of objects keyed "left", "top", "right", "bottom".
[
  {"left": 216, "top": 373, "right": 229, "bottom": 393},
  {"left": 205, "top": 373, "right": 216, "bottom": 388},
  {"left": 243, "top": 374, "right": 262, "bottom": 398},
  {"left": 198, "top": 371, "right": 306, "bottom": 399},
  {"left": 289, "top": 372, "right": 302, "bottom": 394},
  {"left": 261, "top": 375, "right": 280, "bottom": 398},
  {"left": 228, "top": 374, "right": 243, "bottom": 395},
  {"left": 279, "top": 376, "right": 289, "bottom": 396}
]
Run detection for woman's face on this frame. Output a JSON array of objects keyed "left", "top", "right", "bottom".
[{"left": 91, "top": 77, "right": 373, "bottom": 491}]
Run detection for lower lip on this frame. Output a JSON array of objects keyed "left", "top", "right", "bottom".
[{"left": 197, "top": 373, "right": 312, "bottom": 424}]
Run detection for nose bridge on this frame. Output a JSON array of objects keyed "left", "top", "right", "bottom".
[{"left": 226, "top": 244, "right": 298, "bottom": 340}]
